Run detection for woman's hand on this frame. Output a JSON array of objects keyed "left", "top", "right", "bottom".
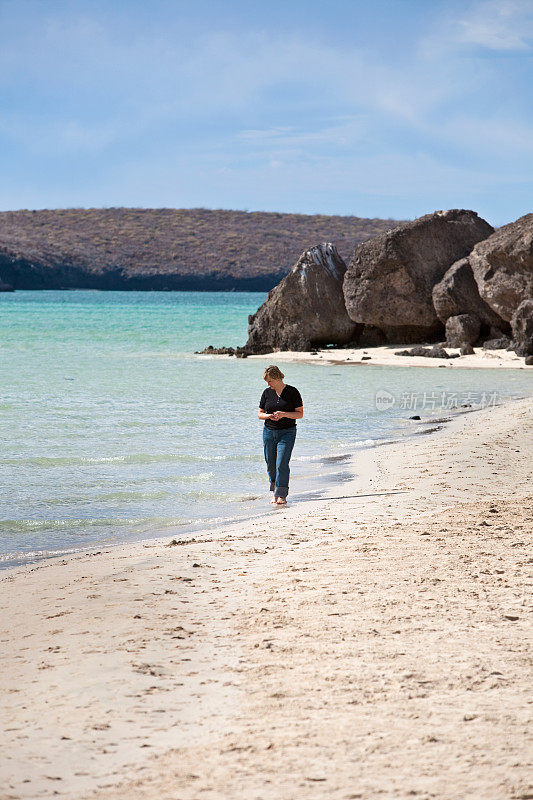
[{"left": 270, "top": 411, "right": 284, "bottom": 421}]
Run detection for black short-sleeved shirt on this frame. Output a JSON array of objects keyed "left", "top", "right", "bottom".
[{"left": 259, "top": 385, "right": 303, "bottom": 430}]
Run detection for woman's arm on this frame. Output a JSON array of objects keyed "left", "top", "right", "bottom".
[
  {"left": 257, "top": 408, "right": 272, "bottom": 420},
  {"left": 271, "top": 406, "right": 303, "bottom": 421}
]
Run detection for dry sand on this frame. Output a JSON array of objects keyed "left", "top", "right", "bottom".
[
  {"left": 246, "top": 343, "right": 530, "bottom": 369},
  {"left": 1, "top": 397, "right": 532, "bottom": 800}
]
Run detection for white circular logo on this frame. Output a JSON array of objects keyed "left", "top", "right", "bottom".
[{"left": 375, "top": 389, "right": 395, "bottom": 411}]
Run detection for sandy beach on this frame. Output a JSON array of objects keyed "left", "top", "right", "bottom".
[
  {"left": 1, "top": 396, "right": 532, "bottom": 800},
  {"left": 246, "top": 343, "right": 531, "bottom": 369}
]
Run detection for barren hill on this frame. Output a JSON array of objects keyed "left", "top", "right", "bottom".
[{"left": 0, "top": 208, "right": 402, "bottom": 291}]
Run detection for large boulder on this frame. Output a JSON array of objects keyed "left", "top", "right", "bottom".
[
  {"left": 245, "top": 243, "right": 359, "bottom": 353},
  {"left": 511, "top": 299, "right": 533, "bottom": 356},
  {"left": 343, "top": 210, "right": 493, "bottom": 343},
  {"left": 432, "top": 257, "right": 503, "bottom": 327},
  {"left": 469, "top": 213, "right": 533, "bottom": 322},
  {"left": 445, "top": 313, "right": 481, "bottom": 347}
]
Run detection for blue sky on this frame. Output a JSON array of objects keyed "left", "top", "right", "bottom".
[{"left": 0, "top": 0, "right": 531, "bottom": 224}]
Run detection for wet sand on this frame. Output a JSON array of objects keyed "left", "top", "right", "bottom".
[{"left": 1, "top": 397, "right": 532, "bottom": 800}]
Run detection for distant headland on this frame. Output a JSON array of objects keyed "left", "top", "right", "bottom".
[{"left": 0, "top": 208, "right": 402, "bottom": 292}]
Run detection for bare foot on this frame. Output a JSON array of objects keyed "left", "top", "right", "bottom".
[{"left": 275, "top": 497, "right": 287, "bottom": 505}]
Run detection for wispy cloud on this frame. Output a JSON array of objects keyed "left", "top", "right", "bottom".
[
  {"left": 237, "top": 118, "right": 369, "bottom": 149},
  {"left": 0, "top": 21, "right": 453, "bottom": 158},
  {"left": 421, "top": 0, "right": 533, "bottom": 55},
  {"left": 456, "top": 0, "right": 533, "bottom": 51},
  {"left": 0, "top": 0, "right": 530, "bottom": 223}
]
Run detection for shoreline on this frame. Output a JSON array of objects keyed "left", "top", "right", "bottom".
[
  {"left": 0, "top": 401, "right": 493, "bottom": 574},
  {"left": 2, "top": 396, "right": 532, "bottom": 798},
  {"left": 0, "top": 423, "right": 391, "bottom": 573},
  {"left": 0, "top": 427, "right": 419, "bottom": 572}
]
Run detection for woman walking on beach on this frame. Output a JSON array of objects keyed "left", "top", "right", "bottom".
[{"left": 258, "top": 365, "right": 303, "bottom": 505}]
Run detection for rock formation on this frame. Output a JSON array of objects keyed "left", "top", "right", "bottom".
[
  {"left": 445, "top": 313, "right": 481, "bottom": 347},
  {"left": 394, "top": 345, "right": 460, "bottom": 359},
  {"left": 482, "top": 337, "right": 512, "bottom": 350},
  {"left": 432, "top": 257, "right": 503, "bottom": 328},
  {"left": 0, "top": 277, "right": 14, "bottom": 291},
  {"left": 343, "top": 210, "right": 494, "bottom": 343},
  {"left": 469, "top": 213, "right": 533, "bottom": 322},
  {"left": 245, "top": 243, "right": 359, "bottom": 353},
  {"left": 511, "top": 299, "right": 533, "bottom": 356}
]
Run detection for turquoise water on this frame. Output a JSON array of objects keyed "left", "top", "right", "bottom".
[{"left": 1, "top": 290, "right": 531, "bottom": 569}]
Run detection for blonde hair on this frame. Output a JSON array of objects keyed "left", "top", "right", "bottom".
[{"left": 263, "top": 365, "right": 284, "bottom": 381}]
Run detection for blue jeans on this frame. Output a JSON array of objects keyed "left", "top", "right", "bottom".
[{"left": 262, "top": 426, "right": 297, "bottom": 499}]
